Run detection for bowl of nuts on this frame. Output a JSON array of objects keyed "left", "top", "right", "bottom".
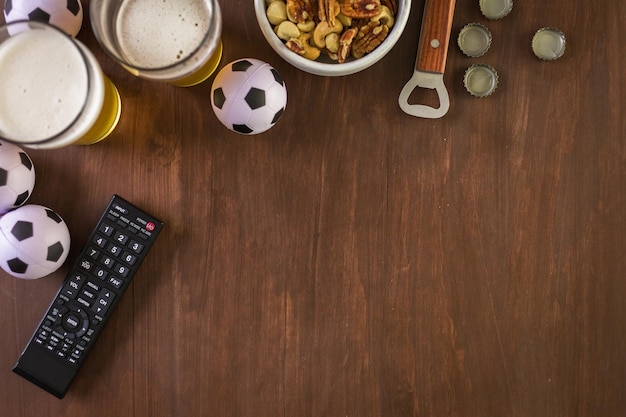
[{"left": 255, "top": 0, "right": 411, "bottom": 76}]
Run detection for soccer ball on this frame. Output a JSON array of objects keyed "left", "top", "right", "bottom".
[
  {"left": 0, "top": 140, "right": 35, "bottom": 215},
  {"left": 3, "top": 0, "right": 83, "bottom": 37},
  {"left": 211, "top": 58, "right": 287, "bottom": 135},
  {"left": 0, "top": 204, "right": 71, "bottom": 279}
]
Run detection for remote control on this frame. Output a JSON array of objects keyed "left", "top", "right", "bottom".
[{"left": 13, "top": 195, "right": 163, "bottom": 398}]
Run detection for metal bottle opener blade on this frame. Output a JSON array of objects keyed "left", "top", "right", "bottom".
[{"left": 399, "top": 0, "right": 456, "bottom": 119}]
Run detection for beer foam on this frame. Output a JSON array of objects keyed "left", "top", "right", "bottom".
[
  {"left": 117, "top": 0, "right": 211, "bottom": 68},
  {"left": 0, "top": 30, "right": 88, "bottom": 142}
]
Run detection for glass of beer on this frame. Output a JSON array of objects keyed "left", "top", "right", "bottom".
[
  {"left": 90, "top": 0, "right": 223, "bottom": 87},
  {"left": 0, "top": 21, "right": 121, "bottom": 149}
]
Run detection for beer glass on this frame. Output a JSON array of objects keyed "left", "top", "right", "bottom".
[
  {"left": 0, "top": 21, "right": 121, "bottom": 149},
  {"left": 90, "top": 0, "right": 223, "bottom": 87}
]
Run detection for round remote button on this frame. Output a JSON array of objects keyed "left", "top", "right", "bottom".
[
  {"left": 62, "top": 313, "right": 82, "bottom": 332},
  {"left": 57, "top": 305, "right": 91, "bottom": 338}
]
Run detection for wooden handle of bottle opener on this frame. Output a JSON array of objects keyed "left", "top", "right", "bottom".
[{"left": 415, "top": 0, "right": 456, "bottom": 74}]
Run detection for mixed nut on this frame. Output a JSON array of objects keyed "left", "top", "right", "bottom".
[{"left": 264, "top": 0, "right": 398, "bottom": 63}]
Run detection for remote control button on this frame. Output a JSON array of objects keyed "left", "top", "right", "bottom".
[
  {"left": 113, "top": 231, "right": 129, "bottom": 245},
  {"left": 121, "top": 251, "right": 137, "bottom": 265},
  {"left": 106, "top": 243, "right": 123, "bottom": 257},
  {"left": 100, "top": 254, "right": 115, "bottom": 268},
  {"left": 57, "top": 306, "right": 90, "bottom": 338},
  {"left": 62, "top": 313, "right": 82, "bottom": 332},
  {"left": 94, "top": 267, "right": 108, "bottom": 281},
  {"left": 92, "top": 235, "right": 108, "bottom": 248},
  {"left": 92, "top": 289, "right": 115, "bottom": 316},
  {"left": 49, "top": 334, "right": 61, "bottom": 346},
  {"left": 98, "top": 223, "right": 115, "bottom": 236},
  {"left": 128, "top": 240, "right": 144, "bottom": 254},
  {"left": 61, "top": 273, "right": 86, "bottom": 299},
  {"left": 107, "top": 276, "right": 123, "bottom": 289},
  {"left": 81, "top": 288, "right": 97, "bottom": 300},
  {"left": 112, "top": 203, "right": 129, "bottom": 215},
  {"left": 87, "top": 247, "right": 101, "bottom": 260},
  {"left": 76, "top": 298, "right": 92, "bottom": 309},
  {"left": 79, "top": 258, "right": 95, "bottom": 272},
  {"left": 114, "top": 263, "right": 130, "bottom": 278}
]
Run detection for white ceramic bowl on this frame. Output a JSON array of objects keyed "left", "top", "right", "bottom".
[{"left": 254, "top": 0, "right": 411, "bottom": 76}]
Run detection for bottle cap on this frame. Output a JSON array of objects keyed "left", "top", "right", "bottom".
[
  {"left": 479, "top": 0, "right": 513, "bottom": 20},
  {"left": 532, "top": 27, "right": 566, "bottom": 60},
  {"left": 463, "top": 64, "right": 499, "bottom": 97},
  {"left": 458, "top": 23, "right": 492, "bottom": 57}
]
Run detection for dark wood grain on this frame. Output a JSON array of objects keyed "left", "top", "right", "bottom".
[{"left": 1, "top": 1, "right": 625, "bottom": 416}]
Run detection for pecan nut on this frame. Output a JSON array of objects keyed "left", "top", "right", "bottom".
[
  {"left": 351, "top": 21, "right": 389, "bottom": 58},
  {"left": 286, "top": 0, "right": 314, "bottom": 24},
  {"left": 340, "top": 0, "right": 381, "bottom": 19},
  {"left": 318, "top": 0, "right": 340, "bottom": 26},
  {"left": 285, "top": 38, "right": 306, "bottom": 56},
  {"left": 337, "top": 26, "right": 358, "bottom": 63}
]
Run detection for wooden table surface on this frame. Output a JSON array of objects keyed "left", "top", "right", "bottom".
[{"left": 1, "top": 1, "right": 625, "bottom": 416}]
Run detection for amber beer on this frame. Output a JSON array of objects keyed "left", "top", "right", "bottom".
[
  {"left": 0, "top": 22, "right": 121, "bottom": 149},
  {"left": 90, "top": 0, "right": 223, "bottom": 87}
]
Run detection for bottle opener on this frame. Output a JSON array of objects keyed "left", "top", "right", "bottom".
[{"left": 399, "top": 0, "right": 456, "bottom": 119}]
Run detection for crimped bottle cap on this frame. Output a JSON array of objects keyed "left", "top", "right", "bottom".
[
  {"left": 479, "top": 0, "right": 513, "bottom": 20},
  {"left": 532, "top": 27, "right": 566, "bottom": 60},
  {"left": 464, "top": 64, "right": 499, "bottom": 97},
  {"left": 458, "top": 23, "right": 492, "bottom": 57}
]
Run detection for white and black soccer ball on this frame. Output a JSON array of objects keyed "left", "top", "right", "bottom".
[
  {"left": 0, "top": 140, "right": 35, "bottom": 215},
  {"left": 3, "top": 0, "right": 83, "bottom": 37},
  {"left": 0, "top": 204, "right": 70, "bottom": 279},
  {"left": 211, "top": 58, "right": 287, "bottom": 135}
]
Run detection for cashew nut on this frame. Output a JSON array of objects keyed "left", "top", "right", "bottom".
[
  {"left": 266, "top": 1, "right": 288, "bottom": 26},
  {"left": 275, "top": 20, "right": 300, "bottom": 41},
  {"left": 312, "top": 19, "right": 343, "bottom": 49},
  {"left": 325, "top": 32, "right": 340, "bottom": 53},
  {"left": 301, "top": 33, "right": 321, "bottom": 60},
  {"left": 336, "top": 13, "right": 352, "bottom": 27},
  {"left": 297, "top": 20, "right": 315, "bottom": 33},
  {"left": 291, "top": 33, "right": 321, "bottom": 60},
  {"left": 372, "top": 5, "right": 395, "bottom": 28}
]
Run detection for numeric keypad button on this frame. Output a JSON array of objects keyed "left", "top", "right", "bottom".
[
  {"left": 128, "top": 240, "right": 144, "bottom": 254},
  {"left": 121, "top": 252, "right": 137, "bottom": 266},
  {"left": 92, "top": 235, "right": 107, "bottom": 248},
  {"left": 106, "top": 243, "right": 123, "bottom": 257},
  {"left": 86, "top": 247, "right": 101, "bottom": 260},
  {"left": 98, "top": 223, "right": 115, "bottom": 236},
  {"left": 114, "top": 264, "right": 130, "bottom": 278},
  {"left": 113, "top": 231, "right": 129, "bottom": 245}
]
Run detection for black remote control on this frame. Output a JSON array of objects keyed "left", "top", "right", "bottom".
[{"left": 13, "top": 195, "right": 163, "bottom": 398}]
